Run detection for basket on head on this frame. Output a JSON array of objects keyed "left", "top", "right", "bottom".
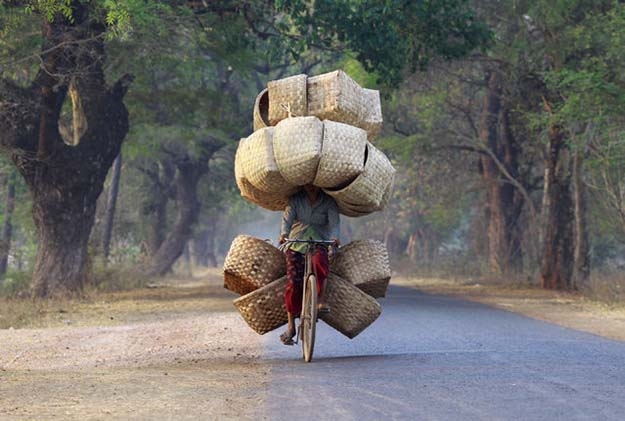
[
  {"left": 330, "top": 240, "right": 391, "bottom": 298},
  {"left": 234, "top": 137, "right": 291, "bottom": 211},
  {"left": 233, "top": 276, "right": 288, "bottom": 335},
  {"left": 319, "top": 273, "right": 382, "bottom": 339},
  {"left": 361, "top": 88, "right": 383, "bottom": 140},
  {"left": 223, "top": 235, "right": 286, "bottom": 296},
  {"left": 253, "top": 88, "right": 269, "bottom": 131},
  {"left": 313, "top": 120, "right": 367, "bottom": 189},
  {"left": 307, "top": 70, "right": 367, "bottom": 128},
  {"left": 242, "top": 127, "right": 298, "bottom": 195},
  {"left": 273, "top": 116, "right": 324, "bottom": 186},
  {"left": 268, "top": 74, "right": 308, "bottom": 125},
  {"left": 323, "top": 142, "right": 395, "bottom": 216}
]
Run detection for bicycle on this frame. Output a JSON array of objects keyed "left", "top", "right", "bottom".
[{"left": 282, "top": 238, "right": 336, "bottom": 362}]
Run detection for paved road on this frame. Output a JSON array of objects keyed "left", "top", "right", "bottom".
[{"left": 256, "top": 285, "right": 625, "bottom": 420}]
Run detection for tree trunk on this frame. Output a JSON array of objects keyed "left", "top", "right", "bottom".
[
  {"left": 0, "top": 6, "right": 132, "bottom": 297},
  {"left": 572, "top": 147, "right": 590, "bottom": 289},
  {"left": 102, "top": 152, "right": 123, "bottom": 264},
  {"left": 540, "top": 125, "right": 575, "bottom": 290},
  {"left": 0, "top": 171, "right": 16, "bottom": 279}
]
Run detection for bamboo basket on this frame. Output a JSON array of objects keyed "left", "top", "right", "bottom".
[
  {"left": 253, "top": 88, "right": 269, "bottom": 131},
  {"left": 323, "top": 142, "right": 395, "bottom": 215},
  {"left": 361, "top": 88, "right": 383, "bottom": 140},
  {"left": 273, "top": 116, "right": 324, "bottom": 186},
  {"left": 233, "top": 276, "right": 288, "bottom": 335},
  {"left": 268, "top": 74, "right": 308, "bottom": 125},
  {"left": 223, "top": 235, "right": 286, "bottom": 296},
  {"left": 330, "top": 240, "right": 391, "bottom": 298},
  {"left": 319, "top": 273, "right": 382, "bottom": 339},
  {"left": 241, "top": 127, "right": 297, "bottom": 195},
  {"left": 307, "top": 70, "right": 366, "bottom": 128},
  {"left": 234, "top": 137, "right": 291, "bottom": 211},
  {"left": 313, "top": 120, "right": 367, "bottom": 188}
]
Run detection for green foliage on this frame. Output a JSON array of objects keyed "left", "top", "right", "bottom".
[{"left": 0, "top": 270, "right": 31, "bottom": 298}]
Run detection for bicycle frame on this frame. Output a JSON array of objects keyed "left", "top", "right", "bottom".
[{"left": 283, "top": 238, "right": 335, "bottom": 362}]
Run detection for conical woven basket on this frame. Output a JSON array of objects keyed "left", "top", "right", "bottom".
[
  {"left": 273, "top": 116, "right": 324, "bottom": 186},
  {"left": 233, "top": 276, "right": 288, "bottom": 335},
  {"left": 361, "top": 88, "right": 383, "bottom": 140},
  {"left": 268, "top": 74, "right": 308, "bottom": 125},
  {"left": 234, "top": 137, "right": 290, "bottom": 211},
  {"left": 323, "top": 142, "right": 395, "bottom": 215},
  {"left": 307, "top": 70, "right": 366, "bottom": 128},
  {"left": 242, "top": 127, "right": 298, "bottom": 195},
  {"left": 313, "top": 120, "right": 367, "bottom": 188},
  {"left": 319, "top": 273, "right": 382, "bottom": 339},
  {"left": 253, "top": 88, "right": 269, "bottom": 131},
  {"left": 223, "top": 235, "right": 286, "bottom": 296},
  {"left": 330, "top": 240, "right": 391, "bottom": 298}
]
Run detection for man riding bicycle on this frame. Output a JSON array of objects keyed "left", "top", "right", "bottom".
[{"left": 278, "top": 184, "right": 340, "bottom": 345}]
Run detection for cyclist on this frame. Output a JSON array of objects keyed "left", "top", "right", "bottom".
[{"left": 278, "top": 184, "right": 340, "bottom": 345}]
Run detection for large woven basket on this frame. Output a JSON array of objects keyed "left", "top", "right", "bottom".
[
  {"left": 253, "top": 88, "right": 269, "bottom": 131},
  {"left": 273, "top": 116, "right": 323, "bottom": 186},
  {"left": 241, "top": 127, "right": 297, "bottom": 195},
  {"left": 268, "top": 74, "right": 308, "bottom": 125},
  {"left": 323, "top": 142, "right": 395, "bottom": 215},
  {"left": 223, "top": 235, "right": 286, "bottom": 296},
  {"left": 234, "top": 137, "right": 290, "bottom": 211},
  {"left": 307, "top": 70, "right": 366, "bottom": 128},
  {"left": 330, "top": 240, "right": 391, "bottom": 298},
  {"left": 319, "top": 273, "right": 382, "bottom": 339},
  {"left": 361, "top": 88, "right": 383, "bottom": 140},
  {"left": 233, "top": 276, "right": 288, "bottom": 335},
  {"left": 313, "top": 120, "right": 367, "bottom": 188}
]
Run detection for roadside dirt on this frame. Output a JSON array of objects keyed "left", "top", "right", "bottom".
[{"left": 1, "top": 270, "right": 624, "bottom": 420}]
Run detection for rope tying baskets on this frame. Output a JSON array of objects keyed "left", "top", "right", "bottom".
[
  {"left": 319, "top": 273, "right": 382, "bottom": 339},
  {"left": 323, "top": 142, "right": 395, "bottom": 215},
  {"left": 223, "top": 235, "right": 286, "bottom": 296},
  {"left": 313, "top": 120, "right": 367, "bottom": 188},
  {"left": 330, "top": 240, "right": 391, "bottom": 298},
  {"left": 233, "top": 276, "right": 288, "bottom": 334},
  {"left": 268, "top": 74, "right": 307, "bottom": 125},
  {"left": 273, "top": 116, "right": 324, "bottom": 186}
]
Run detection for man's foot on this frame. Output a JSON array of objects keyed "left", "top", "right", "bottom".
[
  {"left": 280, "top": 327, "right": 296, "bottom": 345},
  {"left": 317, "top": 303, "right": 331, "bottom": 314}
]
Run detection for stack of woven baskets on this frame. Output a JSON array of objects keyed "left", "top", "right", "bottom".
[{"left": 226, "top": 70, "right": 395, "bottom": 339}]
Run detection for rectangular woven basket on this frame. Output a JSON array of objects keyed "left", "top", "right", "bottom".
[{"left": 233, "top": 276, "right": 288, "bottom": 335}]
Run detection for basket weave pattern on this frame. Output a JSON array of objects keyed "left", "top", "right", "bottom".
[
  {"left": 273, "top": 116, "right": 323, "bottom": 186},
  {"left": 313, "top": 120, "right": 367, "bottom": 188},
  {"left": 361, "top": 88, "right": 383, "bottom": 140},
  {"left": 233, "top": 276, "right": 288, "bottom": 335},
  {"left": 253, "top": 88, "right": 269, "bottom": 131},
  {"left": 307, "top": 70, "right": 366, "bottom": 128},
  {"left": 223, "top": 235, "right": 286, "bottom": 295},
  {"left": 330, "top": 240, "right": 391, "bottom": 298},
  {"left": 268, "top": 74, "right": 308, "bottom": 125},
  {"left": 319, "top": 273, "right": 382, "bottom": 339}
]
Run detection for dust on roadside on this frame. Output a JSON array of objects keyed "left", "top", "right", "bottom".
[
  {"left": 0, "top": 268, "right": 268, "bottom": 420},
  {"left": 393, "top": 275, "right": 625, "bottom": 343}
]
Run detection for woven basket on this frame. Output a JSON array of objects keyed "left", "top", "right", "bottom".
[
  {"left": 224, "top": 235, "right": 286, "bottom": 295},
  {"left": 307, "top": 70, "right": 366, "bottom": 128},
  {"left": 268, "top": 74, "right": 308, "bottom": 126},
  {"left": 319, "top": 273, "right": 382, "bottom": 339},
  {"left": 361, "top": 88, "right": 383, "bottom": 140},
  {"left": 253, "top": 88, "right": 269, "bottom": 131},
  {"left": 242, "top": 127, "right": 298, "bottom": 195},
  {"left": 233, "top": 276, "right": 288, "bottom": 335},
  {"left": 234, "top": 137, "right": 290, "bottom": 211},
  {"left": 313, "top": 120, "right": 367, "bottom": 189},
  {"left": 273, "top": 116, "right": 323, "bottom": 186},
  {"left": 330, "top": 240, "right": 391, "bottom": 298},
  {"left": 323, "top": 142, "right": 395, "bottom": 215}
]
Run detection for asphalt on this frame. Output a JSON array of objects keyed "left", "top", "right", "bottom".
[{"left": 257, "top": 284, "right": 625, "bottom": 420}]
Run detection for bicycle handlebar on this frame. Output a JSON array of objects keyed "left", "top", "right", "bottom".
[{"left": 282, "top": 238, "right": 337, "bottom": 245}]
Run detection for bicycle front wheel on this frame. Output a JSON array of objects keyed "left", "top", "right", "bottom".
[{"left": 301, "top": 273, "right": 317, "bottom": 362}]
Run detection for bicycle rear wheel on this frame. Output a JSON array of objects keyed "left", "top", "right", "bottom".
[{"left": 300, "top": 273, "right": 317, "bottom": 362}]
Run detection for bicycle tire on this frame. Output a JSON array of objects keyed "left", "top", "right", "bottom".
[{"left": 301, "top": 273, "right": 317, "bottom": 362}]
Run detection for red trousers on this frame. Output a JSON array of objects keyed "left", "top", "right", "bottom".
[{"left": 284, "top": 247, "right": 329, "bottom": 315}]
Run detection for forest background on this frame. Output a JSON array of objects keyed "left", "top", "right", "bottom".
[{"left": 1, "top": 0, "right": 624, "bottom": 307}]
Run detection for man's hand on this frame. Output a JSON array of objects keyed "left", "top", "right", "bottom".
[
  {"left": 279, "top": 234, "right": 286, "bottom": 244},
  {"left": 331, "top": 238, "right": 340, "bottom": 247}
]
